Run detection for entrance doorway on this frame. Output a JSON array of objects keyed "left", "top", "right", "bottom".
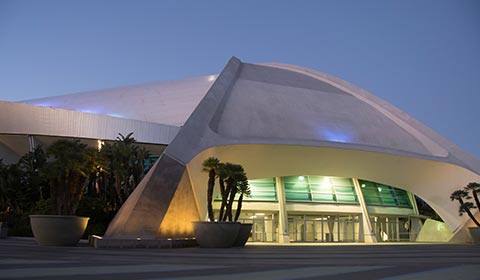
[
  {"left": 236, "top": 212, "right": 278, "bottom": 242},
  {"left": 288, "top": 214, "right": 359, "bottom": 242},
  {"left": 370, "top": 216, "right": 417, "bottom": 242}
]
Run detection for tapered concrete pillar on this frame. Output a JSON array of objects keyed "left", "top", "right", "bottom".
[
  {"left": 408, "top": 192, "right": 420, "bottom": 215},
  {"left": 353, "top": 178, "right": 377, "bottom": 243},
  {"left": 275, "top": 177, "right": 290, "bottom": 243}
]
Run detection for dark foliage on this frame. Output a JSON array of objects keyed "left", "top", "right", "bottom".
[{"left": 0, "top": 133, "right": 152, "bottom": 236}]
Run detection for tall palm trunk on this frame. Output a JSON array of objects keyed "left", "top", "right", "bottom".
[
  {"left": 218, "top": 177, "right": 227, "bottom": 221},
  {"left": 221, "top": 182, "right": 232, "bottom": 222},
  {"left": 234, "top": 193, "right": 244, "bottom": 222},
  {"left": 472, "top": 190, "right": 480, "bottom": 210},
  {"left": 206, "top": 169, "right": 215, "bottom": 222},
  {"left": 225, "top": 178, "right": 237, "bottom": 222},
  {"left": 459, "top": 198, "right": 480, "bottom": 227}
]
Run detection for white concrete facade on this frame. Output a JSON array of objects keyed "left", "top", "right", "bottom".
[
  {"left": 103, "top": 57, "right": 480, "bottom": 243},
  {"left": 1, "top": 56, "right": 479, "bottom": 243}
]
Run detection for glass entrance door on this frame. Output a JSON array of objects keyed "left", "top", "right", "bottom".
[
  {"left": 288, "top": 215, "right": 359, "bottom": 242},
  {"left": 235, "top": 212, "right": 278, "bottom": 242}
]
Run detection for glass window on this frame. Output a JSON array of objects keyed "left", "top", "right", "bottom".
[
  {"left": 246, "top": 178, "right": 277, "bottom": 201},
  {"left": 284, "top": 176, "right": 312, "bottom": 202},
  {"left": 336, "top": 194, "right": 357, "bottom": 203},
  {"left": 215, "top": 177, "right": 278, "bottom": 201},
  {"left": 286, "top": 192, "right": 311, "bottom": 201},
  {"left": 311, "top": 193, "right": 335, "bottom": 202},
  {"left": 359, "top": 179, "right": 412, "bottom": 208},
  {"left": 284, "top": 176, "right": 358, "bottom": 204}
]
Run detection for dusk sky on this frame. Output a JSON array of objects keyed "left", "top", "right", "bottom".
[{"left": 0, "top": 0, "right": 479, "bottom": 158}]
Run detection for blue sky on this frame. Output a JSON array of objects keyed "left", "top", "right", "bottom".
[{"left": 0, "top": 0, "right": 479, "bottom": 158}]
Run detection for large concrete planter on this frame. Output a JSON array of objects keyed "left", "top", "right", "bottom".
[
  {"left": 192, "top": 221, "right": 240, "bottom": 248},
  {"left": 468, "top": 227, "right": 480, "bottom": 244},
  {"left": 233, "top": 223, "right": 252, "bottom": 247},
  {"left": 30, "top": 215, "right": 89, "bottom": 246},
  {"left": 0, "top": 222, "right": 7, "bottom": 238}
]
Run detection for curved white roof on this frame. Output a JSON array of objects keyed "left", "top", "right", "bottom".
[
  {"left": 105, "top": 57, "right": 480, "bottom": 240},
  {"left": 23, "top": 75, "right": 217, "bottom": 127},
  {"left": 21, "top": 59, "right": 480, "bottom": 174}
]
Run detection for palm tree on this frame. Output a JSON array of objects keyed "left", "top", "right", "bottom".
[
  {"left": 200, "top": 159, "right": 250, "bottom": 222},
  {"left": 0, "top": 160, "right": 22, "bottom": 213},
  {"left": 202, "top": 157, "right": 220, "bottom": 222},
  {"left": 450, "top": 189, "right": 480, "bottom": 227},
  {"left": 44, "top": 139, "right": 99, "bottom": 215},
  {"left": 234, "top": 174, "right": 250, "bottom": 222},
  {"left": 465, "top": 182, "right": 480, "bottom": 210},
  {"left": 217, "top": 163, "right": 233, "bottom": 221},
  {"left": 101, "top": 133, "right": 149, "bottom": 204},
  {"left": 18, "top": 146, "right": 48, "bottom": 201},
  {"left": 222, "top": 163, "right": 245, "bottom": 222},
  {"left": 216, "top": 163, "right": 227, "bottom": 221}
]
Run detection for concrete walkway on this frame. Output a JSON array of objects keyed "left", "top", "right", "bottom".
[{"left": 1, "top": 237, "right": 479, "bottom": 280}]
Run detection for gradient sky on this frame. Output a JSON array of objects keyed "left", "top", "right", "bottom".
[{"left": 0, "top": 0, "right": 479, "bottom": 158}]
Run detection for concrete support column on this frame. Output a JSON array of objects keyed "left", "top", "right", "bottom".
[
  {"left": 408, "top": 192, "right": 420, "bottom": 215},
  {"left": 275, "top": 176, "right": 290, "bottom": 243},
  {"left": 353, "top": 178, "right": 377, "bottom": 243}
]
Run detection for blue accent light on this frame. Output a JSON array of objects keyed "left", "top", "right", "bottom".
[
  {"left": 321, "top": 129, "right": 353, "bottom": 143},
  {"left": 30, "top": 102, "right": 56, "bottom": 107},
  {"left": 107, "top": 113, "right": 125, "bottom": 118},
  {"left": 78, "top": 108, "right": 100, "bottom": 114}
]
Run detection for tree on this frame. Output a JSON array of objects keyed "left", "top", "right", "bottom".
[
  {"left": 17, "top": 146, "right": 48, "bottom": 201},
  {"left": 450, "top": 189, "right": 480, "bottom": 227},
  {"left": 0, "top": 147, "right": 49, "bottom": 214},
  {"left": 234, "top": 174, "right": 250, "bottom": 222},
  {"left": 200, "top": 159, "right": 250, "bottom": 223},
  {"left": 0, "top": 160, "right": 22, "bottom": 213},
  {"left": 220, "top": 163, "right": 246, "bottom": 222},
  {"left": 216, "top": 163, "right": 227, "bottom": 221},
  {"left": 465, "top": 182, "right": 480, "bottom": 210},
  {"left": 43, "top": 139, "right": 100, "bottom": 215},
  {"left": 202, "top": 157, "right": 220, "bottom": 222},
  {"left": 100, "top": 133, "right": 150, "bottom": 204}
]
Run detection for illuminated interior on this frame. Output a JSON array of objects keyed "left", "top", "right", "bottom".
[{"left": 214, "top": 175, "right": 424, "bottom": 243}]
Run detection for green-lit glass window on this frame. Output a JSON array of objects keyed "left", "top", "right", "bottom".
[
  {"left": 245, "top": 178, "right": 277, "bottom": 201},
  {"left": 331, "top": 177, "right": 353, "bottom": 186},
  {"left": 394, "top": 188, "right": 411, "bottom": 207},
  {"left": 214, "top": 178, "right": 277, "bottom": 201},
  {"left": 359, "top": 180, "right": 412, "bottom": 208},
  {"left": 284, "top": 176, "right": 358, "bottom": 204},
  {"left": 284, "top": 176, "right": 311, "bottom": 201},
  {"left": 360, "top": 181, "right": 382, "bottom": 204},
  {"left": 311, "top": 193, "right": 335, "bottom": 202},
  {"left": 336, "top": 194, "right": 357, "bottom": 203}
]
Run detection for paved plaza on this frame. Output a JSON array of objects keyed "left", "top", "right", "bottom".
[{"left": 1, "top": 237, "right": 479, "bottom": 280}]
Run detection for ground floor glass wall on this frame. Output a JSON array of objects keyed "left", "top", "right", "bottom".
[
  {"left": 213, "top": 175, "right": 424, "bottom": 243},
  {"left": 230, "top": 212, "right": 361, "bottom": 243},
  {"left": 233, "top": 212, "right": 278, "bottom": 242},
  {"left": 288, "top": 215, "right": 360, "bottom": 242},
  {"left": 370, "top": 216, "right": 423, "bottom": 242}
]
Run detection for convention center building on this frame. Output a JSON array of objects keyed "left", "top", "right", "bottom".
[{"left": 1, "top": 57, "right": 479, "bottom": 243}]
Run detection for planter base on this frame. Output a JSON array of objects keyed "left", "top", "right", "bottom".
[
  {"left": 234, "top": 223, "right": 252, "bottom": 247},
  {"left": 30, "top": 215, "right": 89, "bottom": 246},
  {"left": 192, "top": 221, "right": 240, "bottom": 248},
  {"left": 468, "top": 227, "right": 480, "bottom": 244},
  {"left": 0, "top": 222, "right": 7, "bottom": 239}
]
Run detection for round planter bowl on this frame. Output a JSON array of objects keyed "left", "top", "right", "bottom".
[
  {"left": 233, "top": 223, "right": 253, "bottom": 247},
  {"left": 192, "top": 221, "right": 240, "bottom": 248},
  {"left": 30, "top": 215, "right": 89, "bottom": 246},
  {"left": 468, "top": 227, "right": 480, "bottom": 244}
]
